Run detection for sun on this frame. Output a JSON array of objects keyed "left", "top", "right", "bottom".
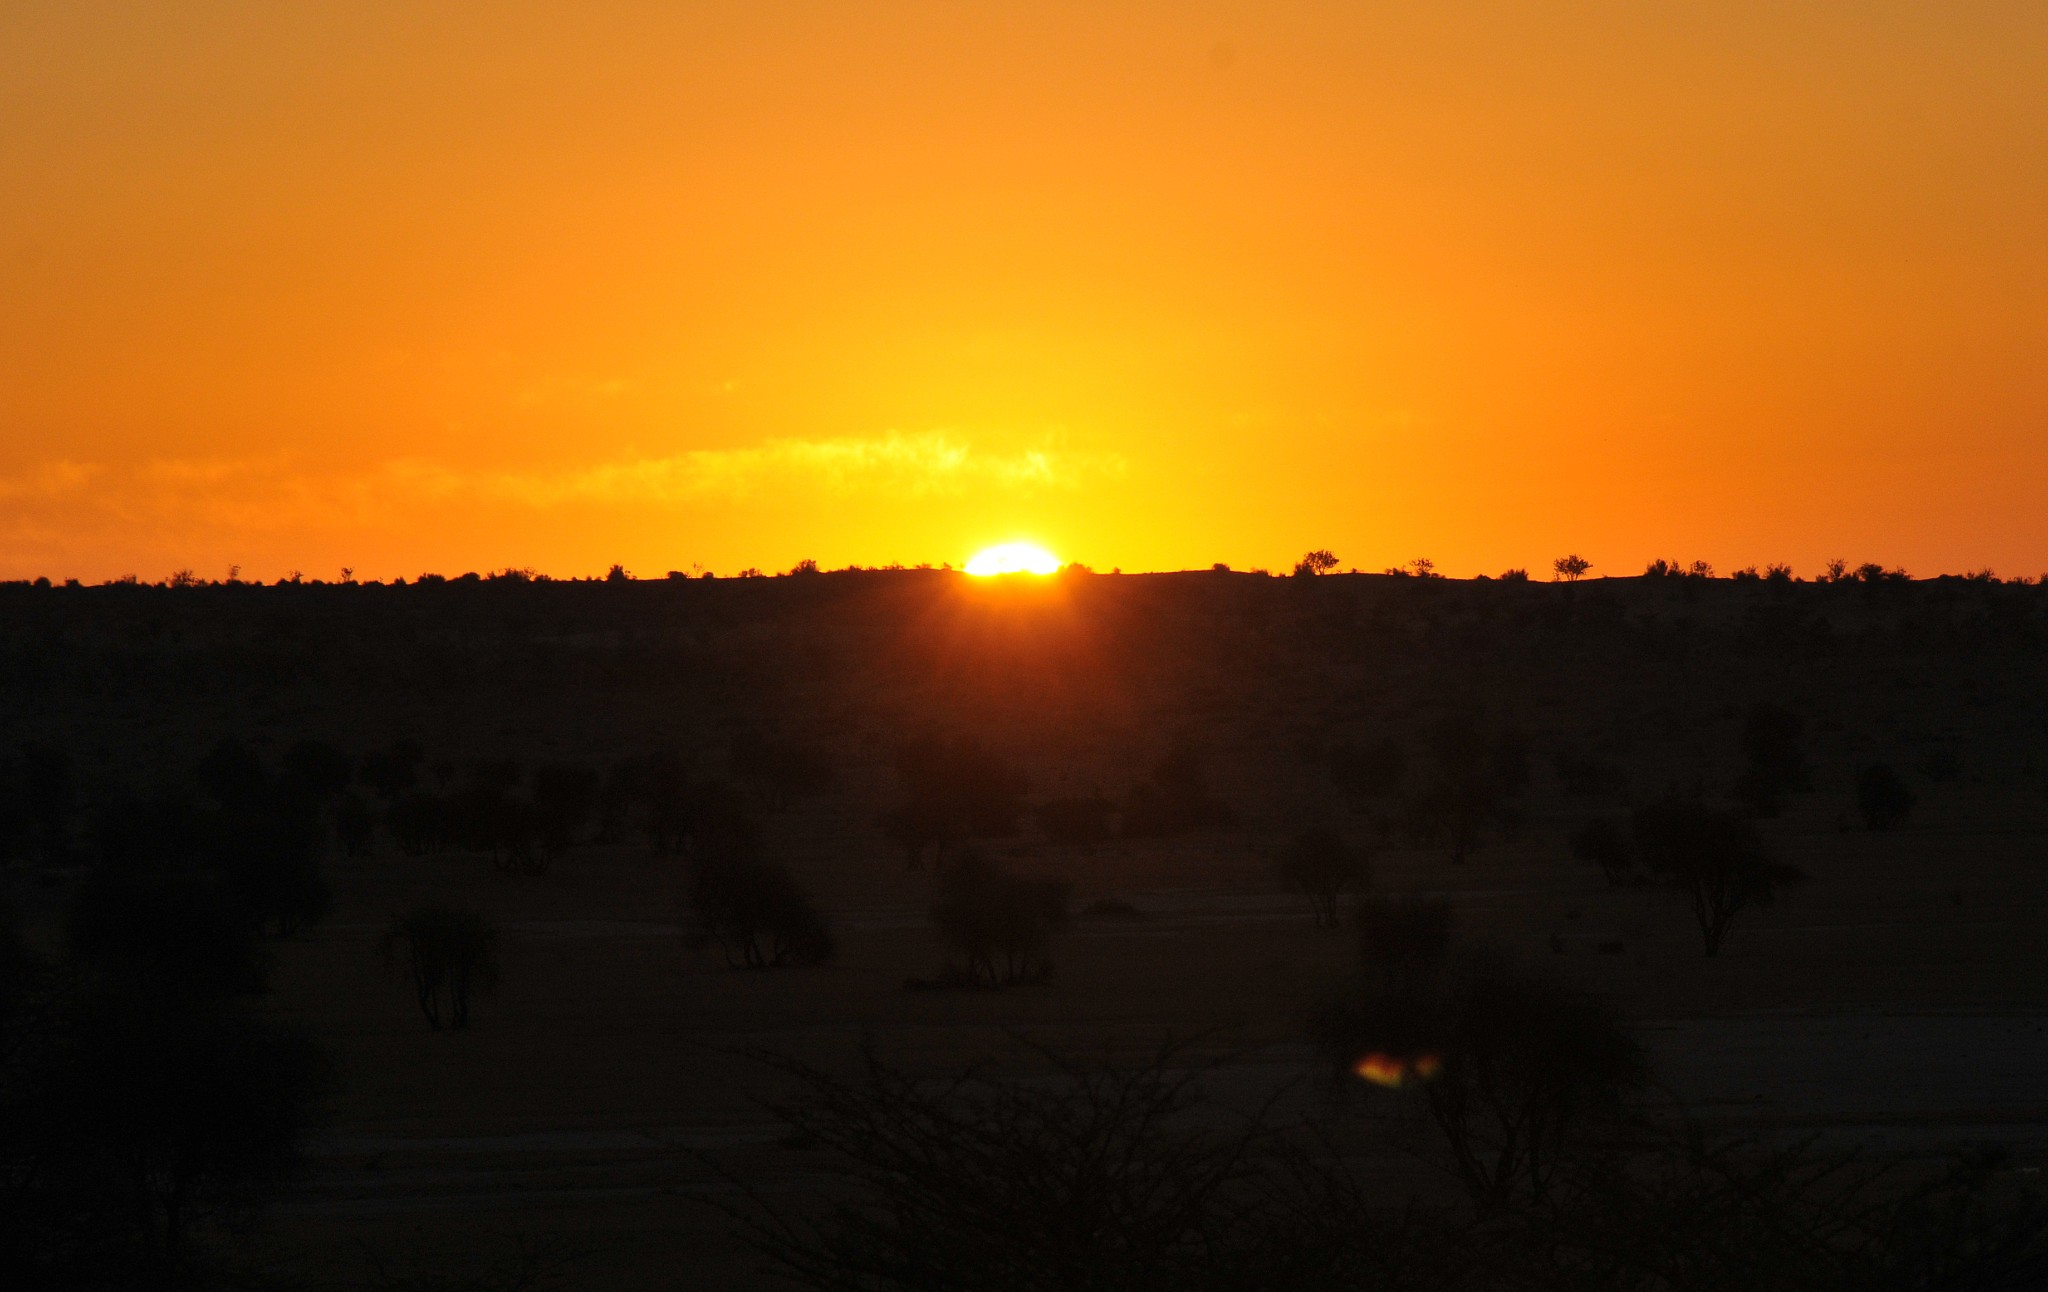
[{"left": 964, "top": 542, "right": 1062, "bottom": 577}]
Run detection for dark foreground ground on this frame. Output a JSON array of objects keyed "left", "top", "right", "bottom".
[{"left": 5, "top": 567, "right": 2048, "bottom": 1286}]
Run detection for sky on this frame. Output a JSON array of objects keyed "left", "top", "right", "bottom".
[{"left": 3, "top": 1, "right": 2045, "bottom": 581}]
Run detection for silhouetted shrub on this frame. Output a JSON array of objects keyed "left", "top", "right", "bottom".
[
  {"left": 381, "top": 905, "right": 499, "bottom": 1030},
  {"left": 927, "top": 854, "right": 1070, "bottom": 987},
  {"left": 1856, "top": 762, "right": 1916, "bottom": 831},
  {"left": 1632, "top": 802, "right": 1806, "bottom": 955},
  {"left": 1276, "top": 827, "right": 1369, "bottom": 927},
  {"left": 1735, "top": 702, "right": 1808, "bottom": 816},
  {"left": 1553, "top": 554, "right": 1591, "bottom": 581},
  {"left": 685, "top": 855, "right": 834, "bottom": 969},
  {"left": 716, "top": 1040, "right": 1305, "bottom": 1291}
]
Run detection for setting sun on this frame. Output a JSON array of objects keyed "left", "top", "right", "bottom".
[{"left": 964, "top": 543, "right": 1062, "bottom": 577}]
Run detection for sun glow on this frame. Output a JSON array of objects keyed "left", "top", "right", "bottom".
[{"left": 965, "top": 542, "right": 1062, "bottom": 577}]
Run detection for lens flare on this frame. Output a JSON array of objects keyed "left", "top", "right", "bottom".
[
  {"left": 1352, "top": 1052, "right": 1443, "bottom": 1088},
  {"left": 965, "top": 542, "right": 1061, "bottom": 576}
]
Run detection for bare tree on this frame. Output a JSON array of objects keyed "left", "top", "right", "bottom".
[
  {"left": 1276, "top": 828, "right": 1369, "bottom": 928},
  {"left": 381, "top": 905, "right": 499, "bottom": 1029},
  {"left": 1632, "top": 803, "right": 1806, "bottom": 956}
]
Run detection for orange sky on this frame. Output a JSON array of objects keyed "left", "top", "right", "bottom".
[{"left": 4, "top": 2, "right": 2044, "bottom": 581}]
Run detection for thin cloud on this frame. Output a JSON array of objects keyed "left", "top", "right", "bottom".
[
  {"left": 0, "top": 432, "right": 1126, "bottom": 544},
  {"left": 461, "top": 432, "right": 1121, "bottom": 505}
]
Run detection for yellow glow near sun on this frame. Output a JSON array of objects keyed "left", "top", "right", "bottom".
[{"left": 965, "top": 542, "right": 1062, "bottom": 576}]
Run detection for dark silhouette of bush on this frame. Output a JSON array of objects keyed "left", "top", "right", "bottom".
[
  {"left": 1735, "top": 702, "right": 1808, "bottom": 816},
  {"left": 927, "top": 853, "right": 1070, "bottom": 987},
  {"left": 1856, "top": 762, "right": 1916, "bottom": 830},
  {"left": 17, "top": 740, "right": 74, "bottom": 864},
  {"left": 1632, "top": 802, "right": 1807, "bottom": 955},
  {"left": 278, "top": 738, "right": 352, "bottom": 806},
  {"left": 358, "top": 739, "right": 424, "bottom": 801},
  {"left": 1035, "top": 795, "right": 1115, "bottom": 851},
  {"left": 1327, "top": 738, "right": 1406, "bottom": 803},
  {"left": 1276, "top": 827, "right": 1369, "bottom": 927},
  {"left": 716, "top": 1039, "right": 1305, "bottom": 1291},
  {"left": 1553, "top": 554, "right": 1591, "bottom": 581},
  {"left": 529, "top": 761, "right": 600, "bottom": 858},
  {"left": 1121, "top": 744, "right": 1236, "bottom": 839},
  {"left": 1554, "top": 749, "right": 1625, "bottom": 799},
  {"left": 684, "top": 855, "right": 835, "bottom": 969},
  {"left": 68, "top": 866, "right": 272, "bottom": 999},
  {"left": 1351, "top": 894, "right": 1452, "bottom": 991},
  {"left": 713, "top": 1034, "right": 2048, "bottom": 1292},
  {"left": 382, "top": 905, "right": 500, "bottom": 1030},
  {"left": 1316, "top": 964, "right": 1648, "bottom": 1209},
  {"left": 26, "top": 987, "right": 326, "bottom": 1271},
  {"left": 1569, "top": 817, "right": 1635, "bottom": 886},
  {"left": 880, "top": 735, "right": 1028, "bottom": 867},
  {"left": 385, "top": 790, "right": 448, "bottom": 855}
]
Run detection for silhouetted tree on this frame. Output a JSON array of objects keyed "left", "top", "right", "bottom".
[
  {"left": 1293, "top": 549, "right": 1339, "bottom": 577},
  {"left": 358, "top": 739, "right": 424, "bottom": 801},
  {"left": 1405, "top": 718, "right": 1527, "bottom": 864},
  {"left": 529, "top": 761, "right": 600, "bottom": 859},
  {"left": 1277, "top": 827, "right": 1369, "bottom": 927},
  {"left": 278, "top": 738, "right": 352, "bottom": 807},
  {"left": 1122, "top": 745, "right": 1236, "bottom": 839},
  {"left": 1856, "top": 763, "right": 1916, "bottom": 831},
  {"left": 1553, "top": 554, "right": 1591, "bottom": 582},
  {"left": 1632, "top": 802, "right": 1806, "bottom": 955},
  {"left": 928, "top": 853, "right": 1070, "bottom": 987},
  {"left": 882, "top": 735, "right": 1028, "bottom": 867},
  {"left": 1735, "top": 702, "right": 1808, "bottom": 816},
  {"left": 18, "top": 741, "right": 74, "bottom": 865},
  {"left": 1569, "top": 817, "right": 1635, "bottom": 886},
  {"left": 334, "top": 789, "right": 375, "bottom": 857},
  {"left": 32, "top": 987, "right": 326, "bottom": 1268},
  {"left": 685, "top": 855, "right": 835, "bottom": 969},
  {"left": 382, "top": 905, "right": 499, "bottom": 1030},
  {"left": 1316, "top": 964, "right": 1648, "bottom": 1210},
  {"left": 385, "top": 791, "right": 447, "bottom": 856}
]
